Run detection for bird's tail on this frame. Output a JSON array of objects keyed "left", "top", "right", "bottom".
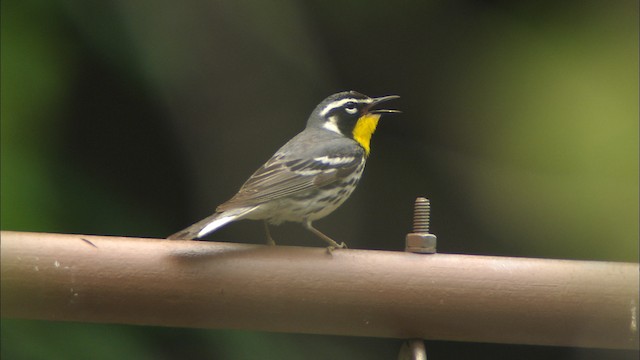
[{"left": 167, "top": 206, "right": 258, "bottom": 240}]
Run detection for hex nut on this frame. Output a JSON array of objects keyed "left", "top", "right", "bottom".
[{"left": 405, "top": 233, "right": 437, "bottom": 254}]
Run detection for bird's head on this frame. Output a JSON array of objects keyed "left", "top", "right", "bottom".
[{"left": 307, "top": 91, "right": 400, "bottom": 155}]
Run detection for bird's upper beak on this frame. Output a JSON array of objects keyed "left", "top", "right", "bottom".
[{"left": 366, "top": 95, "right": 401, "bottom": 114}]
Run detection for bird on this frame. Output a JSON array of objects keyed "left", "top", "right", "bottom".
[{"left": 167, "top": 91, "right": 399, "bottom": 249}]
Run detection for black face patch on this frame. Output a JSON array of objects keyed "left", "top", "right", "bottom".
[
  {"left": 322, "top": 103, "right": 366, "bottom": 138},
  {"left": 335, "top": 111, "right": 360, "bottom": 137}
]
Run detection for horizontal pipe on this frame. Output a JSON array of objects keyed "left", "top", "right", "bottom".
[{"left": 0, "top": 231, "right": 638, "bottom": 349}]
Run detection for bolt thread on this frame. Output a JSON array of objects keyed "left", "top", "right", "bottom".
[{"left": 413, "top": 197, "right": 430, "bottom": 233}]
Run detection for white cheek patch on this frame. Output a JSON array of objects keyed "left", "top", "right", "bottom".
[{"left": 322, "top": 115, "right": 341, "bottom": 134}]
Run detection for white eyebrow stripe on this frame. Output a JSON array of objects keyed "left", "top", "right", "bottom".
[{"left": 319, "top": 97, "right": 373, "bottom": 116}]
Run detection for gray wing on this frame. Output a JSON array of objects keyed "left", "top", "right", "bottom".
[{"left": 216, "top": 152, "right": 362, "bottom": 212}]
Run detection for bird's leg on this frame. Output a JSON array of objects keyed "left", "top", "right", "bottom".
[
  {"left": 303, "top": 220, "right": 348, "bottom": 250},
  {"left": 264, "top": 221, "right": 276, "bottom": 246}
]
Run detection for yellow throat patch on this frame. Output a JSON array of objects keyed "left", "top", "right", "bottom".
[{"left": 352, "top": 114, "right": 381, "bottom": 156}]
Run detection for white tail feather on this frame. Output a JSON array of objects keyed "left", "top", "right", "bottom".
[
  {"left": 167, "top": 206, "right": 258, "bottom": 240},
  {"left": 197, "top": 215, "right": 237, "bottom": 238}
]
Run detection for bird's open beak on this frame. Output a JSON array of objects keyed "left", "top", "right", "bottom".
[{"left": 366, "top": 95, "right": 401, "bottom": 114}]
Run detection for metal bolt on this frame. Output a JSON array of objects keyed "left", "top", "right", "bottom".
[
  {"left": 401, "top": 199, "right": 434, "bottom": 358},
  {"left": 412, "top": 197, "right": 431, "bottom": 233},
  {"left": 405, "top": 197, "right": 437, "bottom": 254}
]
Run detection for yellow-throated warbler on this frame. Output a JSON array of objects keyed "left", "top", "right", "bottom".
[{"left": 168, "top": 91, "right": 399, "bottom": 248}]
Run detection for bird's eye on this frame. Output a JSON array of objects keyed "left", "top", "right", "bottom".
[{"left": 344, "top": 103, "right": 358, "bottom": 114}]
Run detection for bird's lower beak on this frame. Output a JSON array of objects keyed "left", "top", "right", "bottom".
[{"left": 367, "top": 95, "right": 401, "bottom": 114}]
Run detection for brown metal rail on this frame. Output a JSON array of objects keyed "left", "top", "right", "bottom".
[{"left": 1, "top": 231, "right": 638, "bottom": 350}]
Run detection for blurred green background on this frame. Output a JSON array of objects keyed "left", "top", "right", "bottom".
[{"left": 1, "top": 0, "right": 638, "bottom": 359}]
